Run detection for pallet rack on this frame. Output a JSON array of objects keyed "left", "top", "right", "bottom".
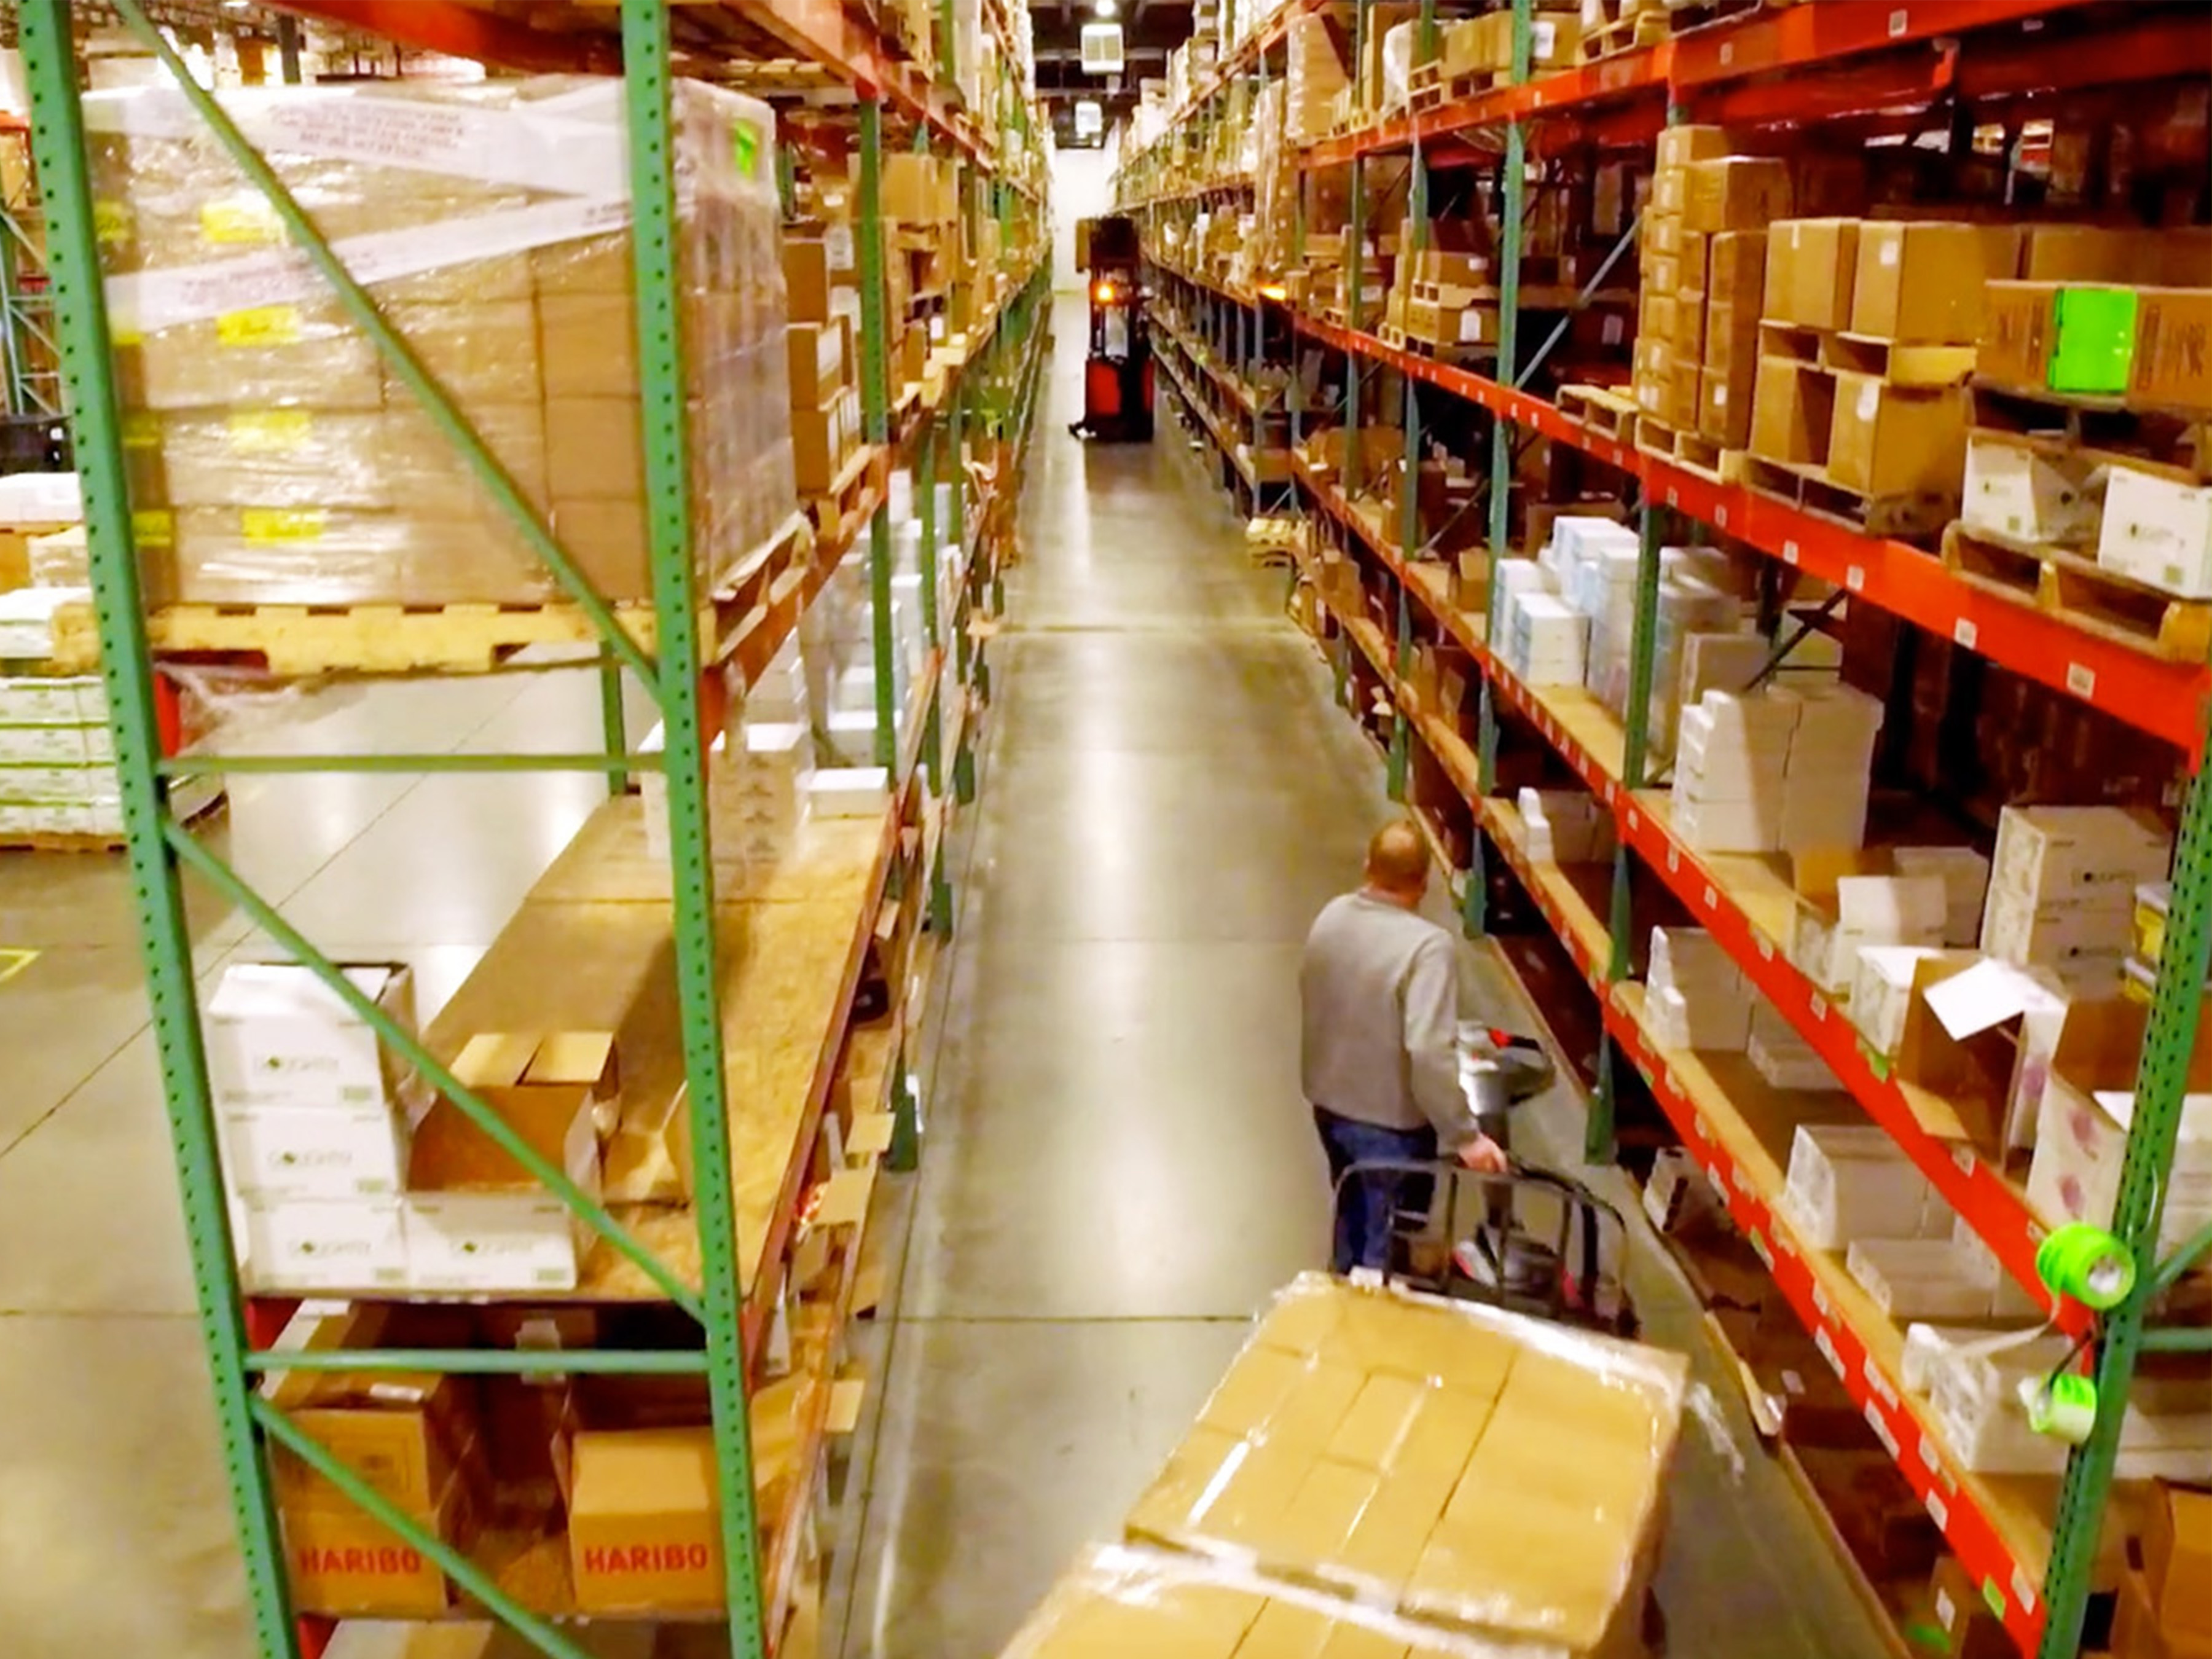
[
  {"left": 22, "top": 0, "right": 1046, "bottom": 1653},
  {"left": 1116, "top": 3, "right": 2212, "bottom": 1655}
]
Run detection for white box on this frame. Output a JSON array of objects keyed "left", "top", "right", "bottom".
[
  {"left": 0, "top": 724, "right": 94, "bottom": 764},
  {"left": 204, "top": 962, "right": 415, "bottom": 1112},
  {"left": 1783, "top": 1123, "right": 1942, "bottom": 1249},
  {"left": 0, "top": 675, "right": 103, "bottom": 726},
  {"left": 1985, "top": 805, "right": 2170, "bottom": 909},
  {"left": 1963, "top": 431, "right": 2103, "bottom": 547},
  {"left": 404, "top": 1195, "right": 587, "bottom": 1292},
  {"left": 802, "top": 766, "right": 890, "bottom": 820},
  {"left": 1846, "top": 1237, "right": 1999, "bottom": 1320},
  {"left": 239, "top": 1198, "right": 409, "bottom": 1292},
  {"left": 2026, "top": 1081, "right": 2212, "bottom": 1257},
  {"left": 219, "top": 1105, "right": 408, "bottom": 1201},
  {"left": 2098, "top": 463, "right": 2212, "bottom": 598},
  {"left": 1849, "top": 946, "right": 1958, "bottom": 1056},
  {"left": 1892, "top": 845, "right": 1992, "bottom": 947},
  {"left": 1673, "top": 791, "right": 1781, "bottom": 855}
]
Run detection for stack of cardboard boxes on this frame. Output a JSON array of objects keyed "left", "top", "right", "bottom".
[
  {"left": 1634, "top": 127, "right": 1790, "bottom": 451},
  {"left": 0, "top": 672, "right": 220, "bottom": 838},
  {"left": 1284, "top": 10, "right": 1351, "bottom": 147},
  {"left": 90, "top": 79, "right": 797, "bottom": 608},
  {"left": 1383, "top": 221, "right": 1496, "bottom": 352},
  {"left": 780, "top": 235, "right": 861, "bottom": 500},
  {"left": 1668, "top": 684, "right": 1882, "bottom": 857},
  {"left": 1980, "top": 804, "right": 2170, "bottom": 990}
]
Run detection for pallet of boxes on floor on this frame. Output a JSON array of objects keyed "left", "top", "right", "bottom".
[{"left": 1000, "top": 1273, "right": 1689, "bottom": 1659}]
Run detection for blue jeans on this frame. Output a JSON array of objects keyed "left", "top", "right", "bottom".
[{"left": 1314, "top": 1106, "right": 1438, "bottom": 1274}]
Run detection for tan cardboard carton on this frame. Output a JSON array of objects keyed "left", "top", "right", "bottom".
[
  {"left": 566, "top": 1427, "right": 724, "bottom": 1614},
  {"left": 1681, "top": 157, "right": 1791, "bottom": 235},
  {"left": 283, "top": 1464, "right": 477, "bottom": 1617},
  {"left": 2133, "top": 288, "right": 2212, "bottom": 412},
  {"left": 124, "top": 304, "right": 382, "bottom": 411},
  {"left": 546, "top": 396, "right": 648, "bottom": 501},
  {"left": 1749, "top": 358, "right": 1835, "bottom": 467},
  {"left": 1826, "top": 373, "right": 1968, "bottom": 498},
  {"left": 384, "top": 300, "right": 542, "bottom": 407},
  {"left": 1707, "top": 229, "right": 1767, "bottom": 311},
  {"left": 1851, "top": 223, "right": 2023, "bottom": 343},
  {"left": 1764, "top": 219, "right": 1860, "bottom": 331}
]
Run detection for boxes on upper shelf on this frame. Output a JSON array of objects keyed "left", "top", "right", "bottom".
[
  {"left": 1980, "top": 805, "right": 2170, "bottom": 982},
  {"left": 1764, "top": 220, "right": 1861, "bottom": 332},
  {"left": 1649, "top": 925, "right": 1753, "bottom": 1052}
]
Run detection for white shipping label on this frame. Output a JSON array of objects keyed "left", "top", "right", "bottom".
[
  {"left": 1857, "top": 380, "right": 1881, "bottom": 422},
  {"left": 1533, "top": 20, "right": 1556, "bottom": 55},
  {"left": 1880, "top": 238, "right": 1901, "bottom": 268},
  {"left": 1714, "top": 385, "right": 1728, "bottom": 407}
]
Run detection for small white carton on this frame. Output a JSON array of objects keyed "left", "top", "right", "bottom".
[{"left": 204, "top": 962, "right": 416, "bottom": 1112}]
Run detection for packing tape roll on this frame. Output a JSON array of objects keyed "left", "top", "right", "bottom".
[
  {"left": 2018, "top": 1372, "right": 2099, "bottom": 1445},
  {"left": 2036, "top": 1223, "right": 2136, "bottom": 1311}
]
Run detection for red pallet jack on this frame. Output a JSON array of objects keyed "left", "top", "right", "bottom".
[{"left": 1069, "top": 214, "right": 1152, "bottom": 442}]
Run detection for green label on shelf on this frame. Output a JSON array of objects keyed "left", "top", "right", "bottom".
[
  {"left": 2049, "top": 286, "right": 2138, "bottom": 395},
  {"left": 732, "top": 121, "right": 762, "bottom": 180}
]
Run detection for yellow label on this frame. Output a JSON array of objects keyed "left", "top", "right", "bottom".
[
  {"left": 200, "top": 197, "right": 284, "bottom": 246},
  {"left": 93, "top": 200, "right": 131, "bottom": 247},
  {"left": 120, "top": 411, "right": 160, "bottom": 450},
  {"left": 227, "top": 410, "right": 313, "bottom": 454},
  {"left": 241, "top": 508, "right": 324, "bottom": 545},
  {"left": 133, "top": 509, "right": 175, "bottom": 550},
  {"left": 217, "top": 305, "right": 301, "bottom": 348}
]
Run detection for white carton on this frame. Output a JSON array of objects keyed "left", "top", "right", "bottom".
[
  {"left": 0, "top": 675, "right": 104, "bottom": 726},
  {"left": 239, "top": 1198, "right": 409, "bottom": 1292},
  {"left": 1963, "top": 430, "right": 2104, "bottom": 547},
  {"left": 802, "top": 766, "right": 890, "bottom": 820},
  {"left": 2026, "top": 1081, "right": 2212, "bottom": 1257},
  {"left": 1892, "top": 845, "right": 1993, "bottom": 947},
  {"left": 204, "top": 962, "right": 415, "bottom": 1111},
  {"left": 1783, "top": 1123, "right": 1942, "bottom": 1249},
  {"left": 2097, "top": 463, "right": 2212, "bottom": 598},
  {"left": 219, "top": 1105, "right": 409, "bottom": 1201},
  {"left": 403, "top": 1196, "right": 587, "bottom": 1292},
  {"left": 1849, "top": 945, "right": 1956, "bottom": 1056}
]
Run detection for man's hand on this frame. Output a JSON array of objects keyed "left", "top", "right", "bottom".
[{"left": 1456, "top": 1133, "right": 1508, "bottom": 1174}]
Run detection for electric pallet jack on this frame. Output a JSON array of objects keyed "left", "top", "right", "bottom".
[{"left": 1069, "top": 214, "right": 1152, "bottom": 442}]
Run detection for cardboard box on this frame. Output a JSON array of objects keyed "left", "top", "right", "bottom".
[
  {"left": 792, "top": 388, "right": 857, "bottom": 494},
  {"left": 240, "top": 1197, "right": 410, "bottom": 1292},
  {"left": 1826, "top": 373, "right": 1967, "bottom": 499},
  {"left": 785, "top": 321, "right": 845, "bottom": 408},
  {"left": 2133, "top": 288, "right": 2212, "bottom": 412},
  {"left": 383, "top": 300, "right": 541, "bottom": 408},
  {"left": 1979, "top": 281, "right": 2143, "bottom": 396},
  {"left": 1850, "top": 224, "right": 2022, "bottom": 344},
  {"left": 2098, "top": 464, "right": 2212, "bottom": 597},
  {"left": 267, "top": 1366, "right": 477, "bottom": 1517},
  {"left": 2143, "top": 1480, "right": 2212, "bottom": 1640},
  {"left": 205, "top": 962, "right": 417, "bottom": 1112},
  {"left": 1705, "top": 230, "right": 1767, "bottom": 311},
  {"left": 783, "top": 238, "right": 839, "bottom": 324},
  {"left": 1681, "top": 157, "right": 1791, "bottom": 235},
  {"left": 567, "top": 1427, "right": 724, "bottom": 1614},
  {"left": 546, "top": 397, "right": 646, "bottom": 503},
  {"left": 220, "top": 1104, "right": 409, "bottom": 1201},
  {"left": 1749, "top": 358, "right": 1836, "bottom": 468},
  {"left": 1655, "top": 125, "right": 1735, "bottom": 171},
  {"left": 1963, "top": 431, "right": 2104, "bottom": 547},
  {"left": 1764, "top": 220, "right": 1860, "bottom": 331},
  {"left": 283, "top": 1465, "right": 476, "bottom": 1617},
  {"left": 1699, "top": 358, "right": 1754, "bottom": 449}
]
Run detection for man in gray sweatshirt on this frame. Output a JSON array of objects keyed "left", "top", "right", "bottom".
[{"left": 1301, "top": 819, "right": 1508, "bottom": 1274}]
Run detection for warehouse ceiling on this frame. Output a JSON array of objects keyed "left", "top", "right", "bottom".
[{"left": 1027, "top": 0, "right": 1194, "bottom": 147}]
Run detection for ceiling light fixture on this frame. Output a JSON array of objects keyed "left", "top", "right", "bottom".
[{"left": 1094, "top": 0, "right": 1118, "bottom": 17}]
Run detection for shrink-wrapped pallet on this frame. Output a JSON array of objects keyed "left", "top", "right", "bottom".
[{"left": 88, "top": 77, "right": 796, "bottom": 608}]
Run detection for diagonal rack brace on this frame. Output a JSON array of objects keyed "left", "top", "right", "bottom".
[
  {"left": 114, "top": 0, "right": 665, "bottom": 698},
  {"left": 167, "top": 823, "right": 705, "bottom": 1320}
]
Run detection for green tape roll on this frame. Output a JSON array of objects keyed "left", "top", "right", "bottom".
[
  {"left": 2018, "top": 1372, "right": 2099, "bottom": 1445},
  {"left": 2036, "top": 1223, "right": 2136, "bottom": 1311}
]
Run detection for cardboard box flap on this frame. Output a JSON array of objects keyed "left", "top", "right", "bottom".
[
  {"left": 570, "top": 1427, "right": 717, "bottom": 1518},
  {"left": 524, "top": 1030, "right": 617, "bottom": 1089},
  {"left": 452, "top": 1031, "right": 539, "bottom": 1091}
]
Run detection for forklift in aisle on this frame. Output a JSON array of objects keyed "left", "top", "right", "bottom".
[{"left": 1069, "top": 213, "right": 1152, "bottom": 441}]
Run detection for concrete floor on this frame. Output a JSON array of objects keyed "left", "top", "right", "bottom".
[{"left": 0, "top": 297, "right": 1887, "bottom": 1658}]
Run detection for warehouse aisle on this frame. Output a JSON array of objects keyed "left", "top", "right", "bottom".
[{"left": 833, "top": 299, "right": 1890, "bottom": 1659}]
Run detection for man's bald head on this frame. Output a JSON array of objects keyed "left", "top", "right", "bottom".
[{"left": 1363, "top": 819, "right": 1430, "bottom": 904}]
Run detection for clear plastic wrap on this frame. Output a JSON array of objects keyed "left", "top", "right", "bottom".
[
  {"left": 86, "top": 76, "right": 798, "bottom": 611},
  {"left": 1123, "top": 1273, "right": 1687, "bottom": 1656},
  {"left": 1004, "top": 1543, "right": 1562, "bottom": 1658}
]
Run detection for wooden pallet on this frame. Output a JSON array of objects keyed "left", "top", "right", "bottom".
[
  {"left": 1634, "top": 415, "right": 1739, "bottom": 484},
  {"left": 1660, "top": 0, "right": 1767, "bottom": 35},
  {"left": 139, "top": 515, "right": 812, "bottom": 677},
  {"left": 1558, "top": 383, "right": 1639, "bottom": 441},
  {"left": 1577, "top": 9, "right": 1670, "bottom": 60},
  {"left": 1941, "top": 520, "right": 2212, "bottom": 662},
  {"left": 1406, "top": 60, "right": 1489, "bottom": 112},
  {"left": 1970, "top": 379, "right": 2211, "bottom": 479},
  {"left": 1738, "top": 453, "right": 1954, "bottom": 541},
  {"left": 0, "top": 782, "right": 226, "bottom": 854},
  {"left": 807, "top": 442, "right": 879, "bottom": 547}
]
